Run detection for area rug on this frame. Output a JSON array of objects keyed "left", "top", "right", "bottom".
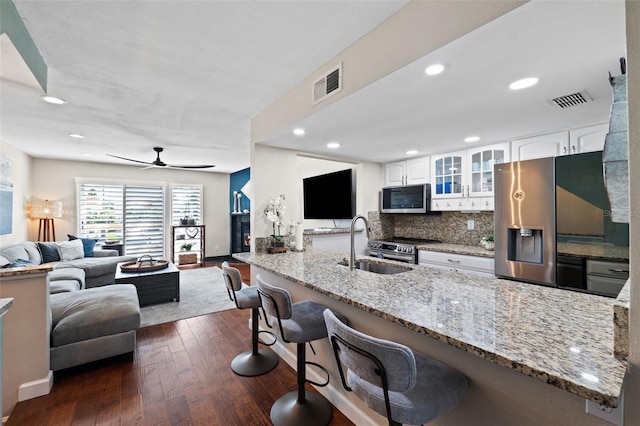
[{"left": 139, "top": 266, "right": 236, "bottom": 327}]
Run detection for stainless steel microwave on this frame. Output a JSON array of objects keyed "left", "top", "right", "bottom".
[{"left": 380, "top": 184, "right": 432, "bottom": 214}]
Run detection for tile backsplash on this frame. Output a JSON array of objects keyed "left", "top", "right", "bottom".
[{"left": 368, "top": 211, "right": 494, "bottom": 246}]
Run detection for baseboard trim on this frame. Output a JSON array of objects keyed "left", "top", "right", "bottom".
[{"left": 18, "top": 370, "right": 53, "bottom": 402}]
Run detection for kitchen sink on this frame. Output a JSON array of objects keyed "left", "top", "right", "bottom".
[{"left": 339, "top": 259, "right": 412, "bottom": 275}]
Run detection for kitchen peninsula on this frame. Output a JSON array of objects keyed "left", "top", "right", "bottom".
[{"left": 235, "top": 249, "right": 626, "bottom": 425}]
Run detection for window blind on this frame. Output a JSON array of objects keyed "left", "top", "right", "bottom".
[
  {"left": 124, "top": 185, "right": 164, "bottom": 258},
  {"left": 172, "top": 185, "right": 202, "bottom": 225},
  {"left": 78, "top": 184, "right": 124, "bottom": 242}
]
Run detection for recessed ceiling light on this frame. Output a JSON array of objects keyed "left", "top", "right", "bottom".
[
  {"left": 82, "top": 152, "right": 93, "bottom": 156},
  {"left": 40, "top": 95, "right": 67, "bottom": 105},
  {"left": 425, "top": 64, "right": 445, "bottom": 76},
  {"left": 464, "top": 136, "right": 480, "bottom": 143},
  {"left": 509, "top": 77, "right": 539, "bottom": 90},
  {"left": 327, "top": 142, "right": 340, "bottom": 149},
  {"left": 293, "top": 128, "right": 305, "bottom": 136},
  {"left": 406, "top": 150, "right": 418, "bottom": 155},
  {"left": 69, "top": 133, "right": 85, "bottom": 139}
]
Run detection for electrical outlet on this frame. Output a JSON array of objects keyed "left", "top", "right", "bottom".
[{"left": 467, "top": 220, "right": 475, "bottom": 230}]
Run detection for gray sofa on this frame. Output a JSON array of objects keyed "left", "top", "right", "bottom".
[
  {"left": 1, "top": 241, "right": 142, "bottom": 370},
  {"left": 0, "top": 241, "right": 136, "bottom": 287}
]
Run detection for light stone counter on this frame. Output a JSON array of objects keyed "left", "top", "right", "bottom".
[
  {"left": 235, "top": 249, "right": 625, "bottom": 408},
  {"left": 416, "top": 242, "right": 495, "bottom": 258},
  {"left": 0, "top": 298, "right": 13, "bottom": 317},
  {"left": 613, "top": 279, "right": 630, "bottom": 360},
  {"left": 557, "top": 242, "right": 629, "bottom": 262},
  {"left": 0, "top": 264, "right": 53, "bottom": 278}
]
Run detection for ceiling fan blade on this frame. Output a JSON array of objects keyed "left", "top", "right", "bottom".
[
  {"left": 107, "top": 154, "right": 153, "bottom": 166},
  {"left": 165, "top": 164, "right": 215, "bottom": 169}
]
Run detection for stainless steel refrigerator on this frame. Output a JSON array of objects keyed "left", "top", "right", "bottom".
[{"left": 494, "top": 157, "right": 556, "bottom": 286}]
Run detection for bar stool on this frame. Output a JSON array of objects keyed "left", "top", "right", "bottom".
[
  {"left": 256, "top": 274, "right": 335, "bottom": 426},
  {"left": 221, "top": 262, "right": 278, "bottom": 376},
  {"left": 323, "top": 309, "right": 468, "bottom": 426}
]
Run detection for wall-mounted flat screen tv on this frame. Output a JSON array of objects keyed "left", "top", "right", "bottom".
[{"left": 303, "top": 169, "right": 355, "bottom": 219}]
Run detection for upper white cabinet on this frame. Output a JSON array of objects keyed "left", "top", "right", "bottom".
[
  {"left": 511, "top": 124, "right": 608, "bottom": 161},
  {"left": 569, "top": 123, "right": 608, "bottom": 154},
  {"left": 383, "top": 157, "right": 430, "bottom": 187},
  {"left": 431, "top": 143, "right": 509, "bottom": 211}
]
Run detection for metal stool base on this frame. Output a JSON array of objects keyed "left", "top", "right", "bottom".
[
  {"left": 230, "top": 349, "right": 279, "bottom": 377},
  {"left": 270, "top": 390, "right": 332, "bottom": 426}
]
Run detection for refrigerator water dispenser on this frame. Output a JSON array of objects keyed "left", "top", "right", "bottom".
[{"left": 508, "top": 228, "right": 543, "bottom": 264}]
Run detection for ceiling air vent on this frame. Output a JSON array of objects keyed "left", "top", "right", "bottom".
[
  {"left": 313, "top": 63, "right": 342, "bottom": 105},
  {"left": 549, "top": 91, "right": 592, "bottom": 109}
]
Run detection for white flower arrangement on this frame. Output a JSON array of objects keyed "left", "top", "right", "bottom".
[{"left": 264, "top": 194, "right": 286, "bottom": 241}]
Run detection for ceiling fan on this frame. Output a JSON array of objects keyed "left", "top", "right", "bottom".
[{"left": 107, "top": 147, "right": 215, "bottom": 170}]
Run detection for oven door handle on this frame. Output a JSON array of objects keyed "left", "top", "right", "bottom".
[{"left": 379, "top": 253, "right": 414, "bottom": 263}]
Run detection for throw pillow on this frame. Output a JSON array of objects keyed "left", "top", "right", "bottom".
[
  {"left": 6, "top": 259, "right": 37, "bottom": 268},
  {"left": 67, "top": 234, "right": 98, "bottom": 257},
  {"left": 37, "top": 242, "right": 61, "bottom": 263},
  {"left": 56, "top": 239, "right": 84, "bottom": 261}
]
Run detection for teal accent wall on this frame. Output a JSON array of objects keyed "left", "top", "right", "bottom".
[
  {"left": 0, "top": 0, "right": 47, "bottom": 91},
  {"left": 230, "top": 168, "right": 250, "bottom": 213}
]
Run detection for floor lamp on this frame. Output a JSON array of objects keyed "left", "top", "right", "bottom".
[{"left": 31, "top": 199, "right": 63, "bottom": 242}]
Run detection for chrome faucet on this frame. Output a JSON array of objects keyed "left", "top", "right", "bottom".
[{"left": 350, "top": 215, "right": 370, "bottom": 271}]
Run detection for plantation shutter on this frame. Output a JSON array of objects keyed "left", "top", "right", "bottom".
[
  {"left": 124, "top": 185, "right": 164, "bottom": 258},
  {"left": 171, "top": 185, "right": 202, "bottom": 225},
  {"left": 78, "top": 184, "right": 124, "bottom": 241}
]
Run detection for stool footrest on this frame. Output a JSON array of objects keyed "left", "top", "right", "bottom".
[
  {"left": 258, "top": 329, "right": 277, "bottom": 346},
  {"left": 305, "top": 361, "right": 330, "bottom": 387}
]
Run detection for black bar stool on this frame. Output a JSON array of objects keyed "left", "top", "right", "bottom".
[
  {"left": 324, "top": 309, "right": 468, "bottom": 426},
  {"left": 221, "top": 262, "right": 278, "bottom": 376},
  {"left": 256, "top": 274, "right": 338, "bottom": 426}
]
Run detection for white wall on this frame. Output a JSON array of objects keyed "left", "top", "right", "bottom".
[
  {"left": 0, "top": 141, "right": 31, "bottom": 247},
  {"left": 30, "top": 158, "right": 231, "bottom": 257},
  {"left": 250, "top": 145, "right": 381, "bottom": 243}
]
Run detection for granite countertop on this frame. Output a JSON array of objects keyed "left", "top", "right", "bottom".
[
  {"left": 235, "top": 249, "right": 625, "bottom": 408},
  {"left": 304, "top": 227, "right": 362, "bottom": 235},
  {"left": 0, "top": 264, "right": 54, "bottom": 278},
  {"left": 0, "top": 298, "right": 14, "bottom": 317},
  {"left": 613, "top": 279, "right": 630, "bottom": 360},
  {"left": 557, "top": 242, "right": 629, "bottom": 262},
  {"left": 416, "top": 242, "right": 495, "bottom": 258}
]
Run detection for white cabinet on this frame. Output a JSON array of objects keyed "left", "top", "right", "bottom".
[
  {"left": 511, "top": 124, "right": 608, "bottom": 161},
  {"left": 569, "top": 123, "right": 608, "bottom": 154},
  {"left": 383, "top": 157, "right": 430, "bottom": 187},
  {"left": 431, "top": 143, "right": 509, "bottom": 211},
  {"left": 418, "top": 250, "right": 495, "bottom": 277}
]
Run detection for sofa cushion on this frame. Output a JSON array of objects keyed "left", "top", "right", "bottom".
[
  {"left": 8, "top": 259, "right": 38, "bottom": 268},
  {"left": 38, "top": 242, "right": 61, "bottom": 263},
  {"left": 1, "top": 242, "right": 42, "bottom": 264},
  {"left": 53, "top": 256, "right": 130, "bottom": 279},
  {"left": 67, "top": 235, "right": 98, "bottom": 257},
  {"left": 50, "top": 280, "right": 83, "bottom": 294},
  {"left": 0, "top": 255, "right": 9, "bottom": 267},
  {"left": 50, "top": 284, "right": 140, "bottom": 347},
  {"left": 56, "top": 240, "right": 84, "bottom": 261}
]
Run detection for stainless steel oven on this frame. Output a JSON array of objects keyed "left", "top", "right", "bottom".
[{"left": 367, "top": 238, "right": 440, "bottom": 264}]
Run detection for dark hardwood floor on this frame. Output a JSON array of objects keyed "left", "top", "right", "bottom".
[{"left": 6, "top": 263, "right": 354, "bottom": 425}]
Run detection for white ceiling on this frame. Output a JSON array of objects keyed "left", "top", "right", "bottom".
[
  {"left": 1, "top": 0, "right": 408, "bottom": 173},
  {"left": 260, "top": 0, "right": 627, "bottom": 163},
  {"left": 1, "top": 1, "right": 627, "bottom": 173}
]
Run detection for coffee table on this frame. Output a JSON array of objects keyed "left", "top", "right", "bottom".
[{"left": 115, "top": 261, "right": 180, "bottom": 306}]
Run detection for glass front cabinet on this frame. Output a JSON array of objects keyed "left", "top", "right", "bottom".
[{"left": 431, "top": 143, "right": 509, "bottom": 211}]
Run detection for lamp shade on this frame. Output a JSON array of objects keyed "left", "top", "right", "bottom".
[{"left": 31, "top": 199, "right": 63, "bottom": 219}]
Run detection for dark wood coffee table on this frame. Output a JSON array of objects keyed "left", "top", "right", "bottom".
[{"left": 115, "top": 261, "right": 180, "bottom": 306}]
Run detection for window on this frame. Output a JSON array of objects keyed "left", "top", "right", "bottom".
[
  {"left": 171, "top": 185, "right": 202, "bottom": 225},
  {"left": 77, "top": 180, "right": 203, "bottom": 259},
  {"left": 78, "top": 182, "right": 165, "bottom": 258}
]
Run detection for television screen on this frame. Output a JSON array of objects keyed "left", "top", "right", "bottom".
[{"left": 303, "top": 169, "right": 355, "bottom": 219}]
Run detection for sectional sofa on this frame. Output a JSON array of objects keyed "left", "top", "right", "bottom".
[
  {"left": 0, "top": 240, "right": 141, "bottom": 371},
  {"left": 0, "top": 240, "right": 136, "bottom": 287}
]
